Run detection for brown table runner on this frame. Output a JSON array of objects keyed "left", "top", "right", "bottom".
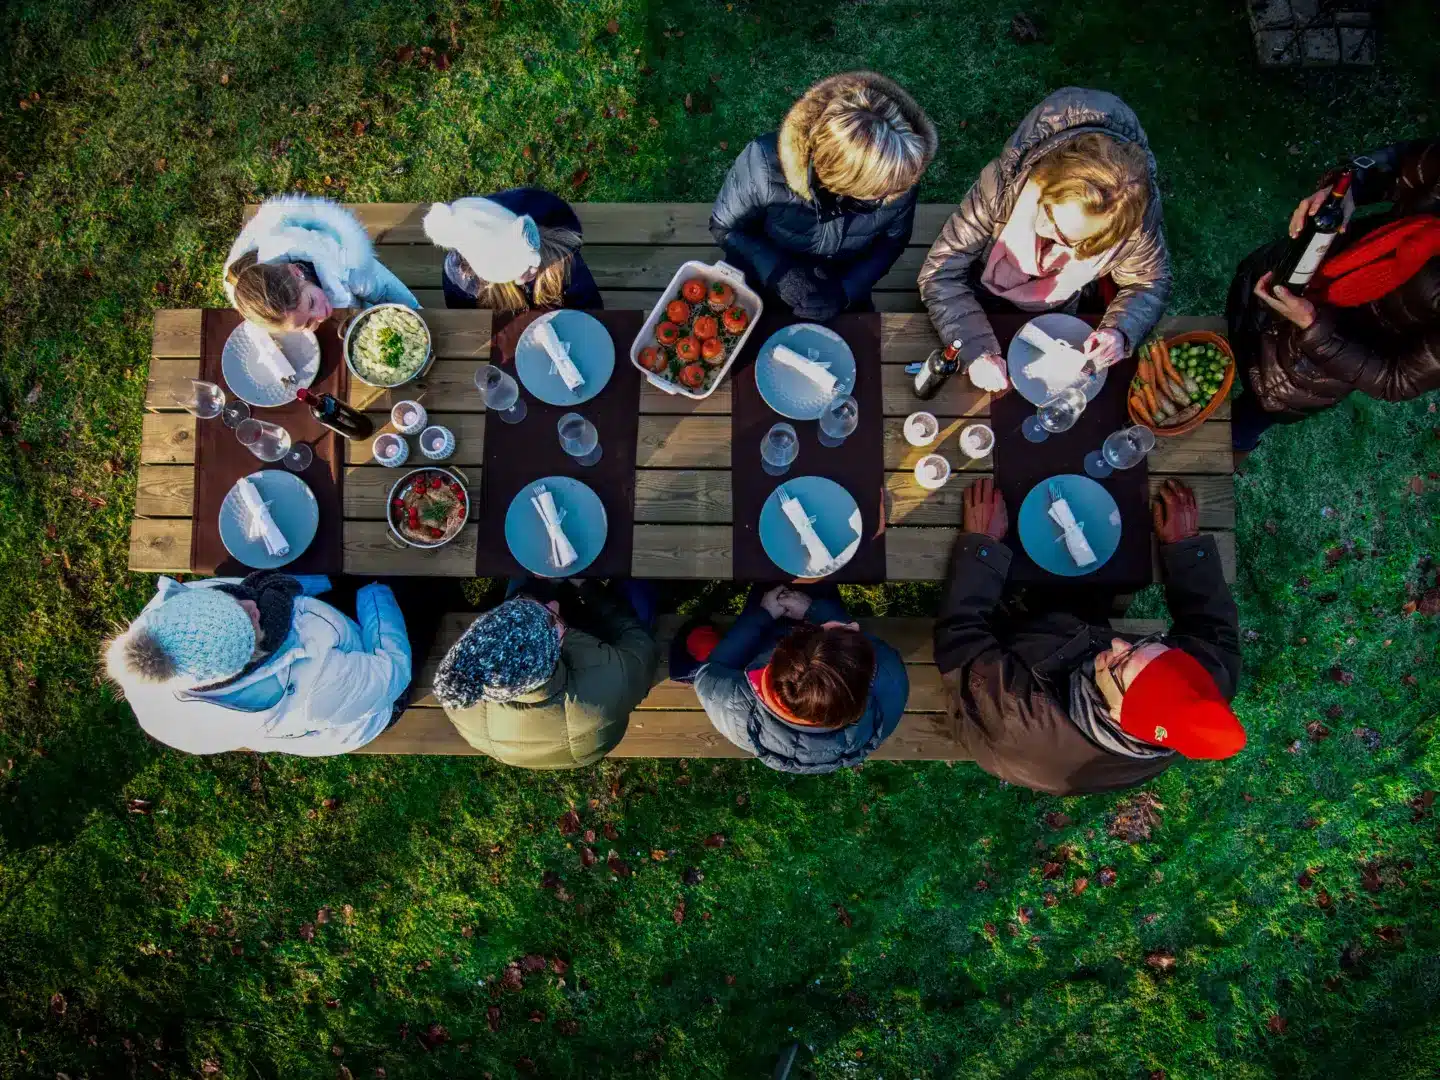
[
  {"left": 191, "top": 309, "right": 346, "bottom": 575},
  {"left": 731, "top": 311, "right": 886, "bottom": 583},
  {"left": 476, "top": 310, "right": 643, "bottom": 579},
  {"left": 987, "top": 314, "right": 1151, "bottom": 592}
]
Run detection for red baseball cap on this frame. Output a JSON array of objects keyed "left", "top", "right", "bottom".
[
  {"left": 686, "top": 624, "right": 721, "bottom": 662},
  {"left": 1118, "top": 649, "right": 1245, "bottom": 759}
]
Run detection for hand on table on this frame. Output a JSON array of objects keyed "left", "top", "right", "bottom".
[
  {"left": 1252, "top": 271, "right": 1317, "bottom": 329},
  {"left": 1152, "top": 479, "right": 1199, "bottom": 544},
  {"left": 1289, "top": 184, "right": 1354, "bottom": 238},
  {"left": 967, "top": 353, "right": 1010, "bottom": 393},
  {"left": 963, "top": 476, "right": 1009, "bottom": 541},
  {"left": 1082, "top": 328, "right": 1126, "bottom": 370}
]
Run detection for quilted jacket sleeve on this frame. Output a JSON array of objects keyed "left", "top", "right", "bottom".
[
  {"left": 710, "top": 140, "right": 791, "bottom": 286},
  {"left": 917, "top": 160, "right": 1008, "bottom": 364},
  {"left": 1097, "top": 192, "right": 1172, "bottom": 350}
]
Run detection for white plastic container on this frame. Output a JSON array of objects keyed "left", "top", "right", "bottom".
[{"left": 629, "top": 259, "right": 763, "bottom": 400}]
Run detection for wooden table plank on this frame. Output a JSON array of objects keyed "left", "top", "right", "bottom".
[
  {"left": 630, "top": 524, "right": 732, "bottom": 578},
  {"left": 129, "top": 518, "right": 192, "bottom": 573},
  {"left": 343, "top": 521, "right": 478, "bottom": 575}
]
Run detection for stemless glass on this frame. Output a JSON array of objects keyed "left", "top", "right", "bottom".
[
  {"left": 173, "top": 379, "right": 225, "bottom": 420},
  {"left": 235, "top": 418, "right": 292, "bottom": 462},
  {"left": 476, "top": 365, "right": 528, "bottom": 424},
  {"left": 817, "top": 394, "right": 859, "bottom": 448},
  {"left": 761, "top": 422, "right": 799, "bottom": 476},
  {"left": 1021, "top": 386, "right": 1087, "bottom": 443},
  {"left": 557, "top": 412, "right": 601, "bottom": 466},
  {"left": 1085, "top": 424, "right": 1157, "bottom": 478}
]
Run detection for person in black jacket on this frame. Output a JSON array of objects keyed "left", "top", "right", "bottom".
[
  {"left": 709, "top": 71, "right": 937, "bottom": 321},
  {"left": 934, "top": 478, "right": 1244, "bottom": 796},
  {"left": 423, "top": 189, "right": 603, "bottom": 311}
]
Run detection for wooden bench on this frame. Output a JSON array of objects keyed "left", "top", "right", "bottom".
[
  {"left": 364, "top": 614, "right": 1167, "bottom": 758},
  {"left": 134, "top": 203, "right": 1238, "bottom": 580}
]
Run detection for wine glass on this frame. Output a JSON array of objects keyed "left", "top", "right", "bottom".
[
  {"left": 557, "top": 412, "right": 602, "bottom": 466},
  {"left": 1021, "top": 386, "right": 1087, "bottom": 443},
  {"left": 818, "top": 394, "right": 859, "bottom": 448},
  {"left": 283, "top": 441, "right": 315, "bottom": 473},
  {"left": 1085, "top": 425, "right": 1157, "bottom": 478},
  {"left": 173, "top": 379, "right": 225, "bottom": 420},
  {"left": 761, "top": 422, "right": 799, "bottom": 476},
  {"left": 236, "top": 418, "right": 292, "bottom": 462},
  {"left": 476, "top": 365, "right": 527, "bottom": 424},
  {"left": 221, "top": 399, "right": 251, "bottom": 429}
]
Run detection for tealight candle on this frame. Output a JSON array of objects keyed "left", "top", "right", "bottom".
[
  {"left": 420, "top": 424, "right": 456, "bottom": 461},
  {"left": 373, "top": 433, "right": 409, "bottom": 467},
  {"left": 903, "top": 411, "right": 939, "bottom": 447},
  {"left": 914, "top": 453, "right": 951, "bottom": 491},
  {"left": 391, "top": 400, "right": 427, "bottom": 435},
  {"left": 959, "top": 423, "right": 994, "bottom": 460}
]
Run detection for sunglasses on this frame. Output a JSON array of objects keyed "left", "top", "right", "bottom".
[
  {"left": 1041, "top": 201, "right": 1080, "bottom": 249},
  {"left": 1102, "top": 631, "right": 1168, "bottom": 696}
]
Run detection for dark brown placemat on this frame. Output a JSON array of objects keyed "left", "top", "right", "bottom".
[
  {"left": 987, "top": 314, "right": 1151, "bottom": 591},
  {"left": 191, "top": 309, "right": 346, "bottom": 574},
  {"left": 476, "top": 310, "right": 643, "bottom": 579},
  {"left": 731, "top": 311, "right": 886, "bottom": 583}
]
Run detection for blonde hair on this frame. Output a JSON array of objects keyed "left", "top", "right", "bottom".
[
  {"left": 227, "top": 251, "right": 309, "bottom": 329},
  {"left": 458, "top": 225, "right": 581, "bottom": 314},
  {"left": 809, "top": 85, "right": 932, "bottom": 202},
  {"left": 1029, "top": 133, "right": 1151, "bottom": 259}
]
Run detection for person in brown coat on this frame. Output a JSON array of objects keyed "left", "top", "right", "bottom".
[
  {"left": 934, "top": 478, "right": 1244, "bottom": 796},
  {"left": 1228, "top": 138, "right": 1440, "bottom": 449}
]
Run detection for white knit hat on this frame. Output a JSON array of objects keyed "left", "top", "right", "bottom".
[{"left": 423, "top": 198, "right": 542, "bottom": 285}]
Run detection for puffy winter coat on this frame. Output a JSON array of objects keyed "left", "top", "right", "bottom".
[
  {"left": 443, "top": 587, "right": 658, "bottom": 769},
  {"left": 693, "top": 596, "right": 909, "bottom": 774},
  {"left": 934, "top": 535, "right": 1240, "bottom": 796},
  {"left": 709, "top": 71, "right": 938, "bottom": 307},
  {"left": 918, "top": 87, "right": 1172, "bottom": 365},
  {"left": 107, "top": 576, "right": 411, "bottom": 756},
  {"left": 1229, "top": 139, "right": 1440, "bottom": 415},
  {"left": 224, "top": 195, "right": 419, "bottom": 310}
]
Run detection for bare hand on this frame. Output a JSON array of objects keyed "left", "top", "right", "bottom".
[
  {"left": 775, "top": 587, "right": 812, "bottom": 620},
  {"left": 963, "top": 476, "right": 1009, "bottom": 541},
  {"left": 967, "top": 353, "right": 1009, "bottom": 393},
  {"left": 1082, "top": 328, "right": 1126, "bottom": 369},
  {"left": 759, "top": 587, "right": 790, "bottom": 620},
  {"left": 1152, "top": 479, "right": 1199, "bottom": 544},
  {"left": 1289, "top": 185, "right": 1354, "bottom": 239},
  {"left": 1253, "top": 272, "right": 1317, "bottom": 329}
]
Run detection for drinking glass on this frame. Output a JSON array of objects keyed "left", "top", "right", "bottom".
[
  {"left": 1085, "top": 424, "right": 1157, "bottom": 478},
  {"left": 236, "top": 418, "right": 292, "bottom": 462},
  {"left": 221, "top": 399, "right": 251, "bottom": 429},
  {"left": 283, "top": 442, "right": 315, "bottom": 473},
  {"left": 817, "top": 394, "right": 859, "bottom": 448},
  {"left": 1021, "top": 386, "right": 1087, "bottom": 443},
  {"left": 557, "top": 412, "right": 602, "bottom": 466},
  {"left": 173, "top": 379, "right": 225, "bottom": 420},
  {"left": 761, "top": 422, "right": 799, "bottom": 476},
  {"left": 476, "top": 365, "right": 528, "bottom": 424}
]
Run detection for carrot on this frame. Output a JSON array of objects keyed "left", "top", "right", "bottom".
[
  {"left": 1137, "top": 352, "right": 1153, "bottom": 387},
  {"left": 1143, "top": 382, "right": 1160, "bottom": 417},
  {"left": 1160, "top": 403, "right": 1203, "bottom": 428},
  {"left": 1130, "top": 393, "right": 1155, "bottom": 427}
]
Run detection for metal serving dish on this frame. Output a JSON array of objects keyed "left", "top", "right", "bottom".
[{"left": 343, "top": 303, "right": 435, "bottom": 389}]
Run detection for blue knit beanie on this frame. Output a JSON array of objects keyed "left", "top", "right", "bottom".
[
  {"left": 434, "top": 598, "right": 561, "bottom": 708},
  {"left": 133, "top": 587, "right": 257, "bottom": 684}
]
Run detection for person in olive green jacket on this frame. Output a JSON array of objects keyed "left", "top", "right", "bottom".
[{"left": 433, "top": 586, "right": 658, "bottom": 769}]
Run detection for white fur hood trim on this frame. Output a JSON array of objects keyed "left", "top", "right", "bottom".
[{"left": 223, "top": 196, "right": 377, "bottom": 307}]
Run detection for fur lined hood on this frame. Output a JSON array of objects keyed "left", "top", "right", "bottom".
[
  {"left": 777, "top": 71, "right": 938, "bottom": 202},
  {"left": 223, "top": 195, "right": 380, "bottom": 308}
]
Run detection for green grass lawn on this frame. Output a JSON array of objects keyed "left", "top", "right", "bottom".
[{"left": 2, "top": 0, "right": 1439, "bottom": 1076}]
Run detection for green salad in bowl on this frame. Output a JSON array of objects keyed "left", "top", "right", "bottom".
[{"left": 344, "top": 304, "right": 432, "bottom": 387}]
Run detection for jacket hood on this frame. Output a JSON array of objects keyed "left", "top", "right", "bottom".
[
  {"left": 778, "top": 71, "right": 938, "bottom": 201},
  {"left": 1001, "top": 86, "right": 1156, "bottom": 179},
  {"left": 739, "top": 658, "right": 890, "bottom": 773},
  {"left": 224, "top": 195, "right": 378, "bottom": 307}
]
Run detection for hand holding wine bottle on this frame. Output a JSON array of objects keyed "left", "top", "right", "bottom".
[
  {"left": 1252, "top": 271, "right": 1317, "bottom": 328},
  {"left": 1288, "top": 183, "right": 1355, "bottom": 240}
]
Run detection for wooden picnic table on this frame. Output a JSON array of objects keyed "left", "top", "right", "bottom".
[{"left": 131, "top": 204, "right": 1235, "bottom": 581}]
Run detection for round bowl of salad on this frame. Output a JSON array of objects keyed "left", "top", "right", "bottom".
[
  {"left": 388, "top": 466, "right": 469, "bottom": 549},
  {"left": 344, "top": 304, "right": 433, "bottom": 388}
]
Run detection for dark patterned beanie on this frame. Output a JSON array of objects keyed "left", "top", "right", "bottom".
[{"left": 433, "top": 598, "right": 561, "bottom": 708}]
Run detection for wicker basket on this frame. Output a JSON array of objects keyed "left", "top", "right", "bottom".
[{"left": 1129, "top": 330, "right": 1235, "bottom": 438}]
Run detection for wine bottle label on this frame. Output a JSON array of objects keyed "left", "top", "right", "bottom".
[
  {"left": 915, "top": 365, "right": 932, "bottom": 394},
  {"left": 1288, "top": 231, "right": 1337, "bottom": 286}
]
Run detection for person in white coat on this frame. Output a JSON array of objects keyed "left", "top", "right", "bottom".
[
  {"left": 223, "top": 195, "right": 419, "bottom": 332},
  {"left": 104, "top": 571, "right": 411, "bottom": 756}
]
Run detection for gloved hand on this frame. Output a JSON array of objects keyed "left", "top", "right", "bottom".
[{"left": 773, "top": 265, "right": 847, "bottom": 321}]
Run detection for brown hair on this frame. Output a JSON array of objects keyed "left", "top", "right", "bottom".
[
  {"left": 459, "top": 225, "right": 582, "bottom": 314},
  {"left": 226, "top": 251, "right": 312, "bottom": 329},
  {"left": 1028, "top": 132, "right": 1151, "bottom": 259},
  {"left": 809, "top": 88, "right": 932, "bottom": 203},
  {"left": 768, "top": 623, "right": 876, "bottom": 729}
]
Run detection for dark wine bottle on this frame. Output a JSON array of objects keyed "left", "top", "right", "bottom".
[
  {"left": 296, "top": 387, "right": 374, "bottom": 440},
  {"left": 1272, "top": 171, "right": 1353, "bottom": 291},
  {"left": 914, "top": 339, "right": 962, "bottom": 401}
]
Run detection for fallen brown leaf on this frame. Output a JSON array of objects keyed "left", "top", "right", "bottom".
[
  {"left": 487, "top": 1005, "right": 502, "bottom": 1031},
  {"left": 1267, "top": 1014, "right": 1288, "bottom": 1035},
  {"left": 501, "top": 963, "right": 524, "bottom": 991},
  {"left": 1098, "top": 867, "right": 1118, "bottom": 886},
  {"left": 834, "top": 903, "right": 853, "bottom": 928},
  {"left": 580, "top": 846, "right": 598, "bottom": 867},
  {"left": 1145, "top": 950, "right": 1176, "bottom": 972},
  {"left": 702, "top": 833, "right": 726, "bottom": 848},
  {"left": 603, "top": 822, "right": 619, "bottom": 841},
  {"left": 606, "top": 17, "right": 620, "bottom": 33},
  {"left": 558, "top": 810, "right": 582, "bottom": 835},
  {"left": 1044, "top": 812, "right": 1072, "bottom": 829},
  {"left": 1072, "top": 876, "right": 1089, "bottom": 896},
  {"left": 1408, "top": 475, "right": 1424, "bottom": 495},
  {"left": 607, "top": 853, "right": 632, "bottom": 878},
  {"left": 672, "top": 898, "right": 686, "bottom": 925},
  {"left": 521, "top": 954, "right": 546, "bottom": 972},
  {"left": 550, "top": 956, "right": 569, "bottom": 975}
]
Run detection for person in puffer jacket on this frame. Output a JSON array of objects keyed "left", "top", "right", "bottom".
[
  {"left": 918, "top": 88, "right": 1172, "bottom": 392},
  {"left": 691, "top": 586, "right": 908, "bottom": 774},
  {"left": 105, "top": 572, "right": 411, "bottom": 756},
  {"left": 710, "top": 71, "right": 937, "bottom": 321},
  {"left": 224, "top": 195, "right": 419, "bottom": 331}
]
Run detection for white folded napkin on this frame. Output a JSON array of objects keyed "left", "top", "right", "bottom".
[
  {"left": 531, "top": 485, "right": 578, "bottom": 569},
  {"left": 772, "top": 344, "right": 837, "bottom": 398},
  {"left": 1018, "top": 322, "right": 1086, "bottom": 395},
  {"left": 778, "top": 487, "right": 835, "bottom": 575},
  {"left": 235, "top": 477, "right": 290, "bottom": 557},
  {"left": 534, "top": 319, "right": 585, "bottom": 393},
  {"left": 1047, "top": 490, "right": 1096, "bottom": 568},
  {"left": 241, "top": 320, "right": 297, "bottom": 385}
]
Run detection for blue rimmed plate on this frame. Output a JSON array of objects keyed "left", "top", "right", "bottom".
[
  {"left": 221, "top": 325, "right": 320, "bottom": 407},
  {"left": 1017, "top": 473, "right": 1122, "bottom": 577},
  {"left": 759, "top": 475, "right": 862, "bottom": 579},
  {"left": 504, "top": 475, "right": 608, "bottom": 577},
  {"left": 218, "top": 469, "right": 319, "bottom": 570},
  {"left": 515, "top": 310, "right": 615, "bottom": 406},
  {"left": 1006, "top": 312, "right": 1107, "bottom": 407},
  {"left": 755, "top": 323, "right": 856, "bottom": 420}
]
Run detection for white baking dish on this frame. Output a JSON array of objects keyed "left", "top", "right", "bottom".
[{"left": 628, "top": 259, "right": 763, "bottom": 400}]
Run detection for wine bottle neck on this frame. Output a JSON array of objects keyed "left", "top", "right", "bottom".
[{"left": 1330, "top": 171, "right": 1353, "bottom": 197}]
